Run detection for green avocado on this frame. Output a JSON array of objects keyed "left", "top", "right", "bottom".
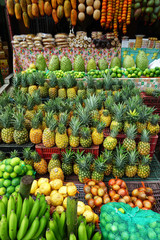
[
  {"left": 147, "top": 0, "right": 154, "bottom": 7},
  {"left": 145, "top": 7, "right": 153, "bottom": 13}
]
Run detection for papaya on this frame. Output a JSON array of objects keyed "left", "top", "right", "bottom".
[
  {"left": 134, "top": 3, "right": 141, "bottom": 9},
  {"left": 31, "top": 0, "right": 38, "bottom": 3},
  {"left": 23, "top": 12, "right": 30, "bottom": 28},
  {"left": 15, "top": 3, "right": 22, "bottom": 19},
  {"left": 51, "top": 0, "right": 57, "bottom": 9},
  {"left": 44, "top": 1, "right": 52, "bottom": 15},
  {"left": 155, "top": 0, "right": 160, "bottom": 6},
  {"left": 32, "top": 3, "right": 39, "bottom": 17},
  {"left": 57, "top": 5, "right": 64, "bottom": 19},
  {"left": 134, "top": 8, "right": 141, "bottom": 18},
  {"left": 64, "top": 0, "right": 71, "bottom": 18},
  {"left": 147, "top": 0, "right": 154, "bottom": 7},
  {"left": 145, "top": 7, "right": 153, "bottom": 14},
  {"left": 57, "top": 0, "right": 64, "bottom": 5},
  {"left": 71, "top": 9, "right": 77, "bottom": 26},
  {"left": 154, "top": 6, "right": 160, "bottom": 14},
  {"left": 52, "top": 9, "right": 58, "bottom": 23},
  {"left": 26, "top": 0, "right": 31, "bottom": 3},
  {"left": 15, "top": 0, "right": 19, "bottom": 3},
  {"left": 27, "top": 4, "right": 34, "bottom": 18},
  {"left": 71, "top": 0, "right": 76, "bottom": 9},
  {"left": 7, "top": 0, "right": 14, "bottom": 15},
  {"left": 20, "top": 0, "right": 27, "bottom": 12},
  {"left": 38, "top": 0, "right": 44, "bottom": 16}
]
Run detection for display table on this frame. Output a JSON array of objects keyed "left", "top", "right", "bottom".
[{"left": 13, "top": 46, "right": 121, "bottom": 73}]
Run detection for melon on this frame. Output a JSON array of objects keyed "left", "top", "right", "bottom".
[
  {"left": 93, "top": 9, "right": 100, "bottom": 20},
  {"left": 86, "top": 0, "right": 93, "bottom": 6},
  {"left": 93, "top": 0, "right": 101, "bottom": 9},
  {"left": 78, "top": 12, "right": 85, "bottom": 21},
  {"left": 78, "top": 3, "right": 85, "bottom": 12},
  {"left": 123, "top": 55, "right": 135, "bottom": 69},
  {"left": 86, "top": 6, "right": 93, "bottom": 15},
  {"left": 78, "top": 0, "right": 85, "bottom": 3}
]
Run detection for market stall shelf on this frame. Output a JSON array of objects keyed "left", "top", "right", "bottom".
[{"left": 141, "top": 92, "right": 160, "bottom": 115}]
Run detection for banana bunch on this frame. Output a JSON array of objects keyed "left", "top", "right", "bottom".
[
  {"left": 0, "top": 193, "right": 50, "bottom": 240},
  {"left": 45, "top": 213, "right": 102, "bottom": 240}
]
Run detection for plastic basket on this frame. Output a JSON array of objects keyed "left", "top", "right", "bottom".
[
  {"left": 35, "top": 144, "right": 99, "bottom": 160},
  {"left": 141, "top": 92, "right": 160, "bottom": 115},
  {"left": 0, "top": 142, "right": 35, "bottom": 157},
  {"left": 103, "top": 129, "right": 158, "bottom": 159}
]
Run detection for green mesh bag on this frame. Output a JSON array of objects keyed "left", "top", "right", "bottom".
[{"left": 100, "top": 202, "right": 160, "bottom": 240}]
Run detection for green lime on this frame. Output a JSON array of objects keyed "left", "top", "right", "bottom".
[
  {"left": 10, "top": 172, "right": 17, "bottom": 178},
  {"left": 131, "top": 73, "right": 136, "bottom": 77},
  {"left": 111, "top": 73, "right": 116, "bottom": 78},
  {"left": 12, "top": 177, "right": 20, "bottom": 187},
  {"left": 3, "top": 179, "right": 11, "bottom": 188},
  {"left": 0, "top": 179, "right": 4, "bottom": 187},
  {"left": 26, "top": 165, "right": 33, "bottom": 171},
  {"left": 0, "top": 164, "right": 6, "bottom": 172},
  {"left": 125, "top": 71, "right": 128, "bottom": 75},
  {"left": 7, "top": 186, "right": 15, "bottom": 194},
  {"left": 128, "top": 74, "right": 132, "bottom": 78},
  {"left": 131, "top": 66, "right": 136, "bottom": 71},
  {"left": 129, "top": 70, "right": 133, "bottom": 74},
  {"left": 0, "top": 187, "right": 6, "bottom": 195},
  {"left": 14, "top": 165, "right": 22, "bottom": 174},
  {"left": 15, "top": 185, "right": 20, "bottom": 192},
  {"left": 3, "top": 172, "right": 10, "bottom": 179},
  {"left": 117, "top": 74, "right": 122, "bottom": 78},
  {"left": 150, "top": 73, "right": 154, "bottom": 77},
  {"left": 0, "top": 170, "right": 3, "bottom": 178},
  {"left": 138, "top": 71, "right": 142, "bottom": 77},
  {"left": 26, "top": 170, "right": 34, "bottom": 176},
  {"left": 4, "top": 159, "right": 11, "bottom": 165},
  {"left": 5, "top": 165, "right": 13, "bottom": 173},
  {"left": 5, "top": 192, "right": 10, "bottom": 198},
  {"left": 10, "top": 157, "right": 21, "bottom": 167}
]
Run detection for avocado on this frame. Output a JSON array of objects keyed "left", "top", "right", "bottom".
[
  {"left": 147, "top": 0, "right": 154, "bottom": 7},
  {"left": 145, "top": 7, "right": 153, "bottom": 13}
]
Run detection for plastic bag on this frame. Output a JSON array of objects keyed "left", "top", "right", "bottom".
[{"left": 100, "top": 202, "right": 160, "bottom": 240}]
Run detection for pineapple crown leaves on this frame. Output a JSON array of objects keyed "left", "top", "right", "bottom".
[
  {"left": 51, "top": 153, "right": 59, "bottom": 160},
  {"left": 13, "top": 73, "right": 21, "bottom": 88},
  {"left": 140, "top": 129, "right": 150, "bottom": 143},
  {"left": 64, "top": 74, "right": 77, "bottom": 88},
  {"left": 75, "top": 150, "right": 85, "bottom": 163},
  {"left": 49, "top": 74, "right": 58, "bottom": 87},
  {"left": 84, "top": 95, "right": 98, "bottom": 111},
  {"left": 127, "top": 149, "right": 139, "bottom": 166},
  {"left": 91, "top": 119, "right": 99, "bottom": 128},
  {"left": 131, "top": 87, "right": 141, "bottom": 97},
  {"left": 94, "top": 156, "right": 106, "bottom": 173},
  {"left": 75, "top": 104, "right": 91, "bottom": 127},
  {"left": 21, "top": 73, "right": 28, "bottom": 88},
  {"left": 35, "top": 72, "right": 45, "bottom": 86},
  {"left": 122, "top": 79, "right": 135, "bottom": 89},
  {"left": 44, "top": 99, "right": 57, "bottom": 113},
  {"left": 45, "top": 112, "right": 57, "bottom": 130},
  {"left": 0, "top": 109, "right": 13, "bottom": 128},
  {"left": 37, "top": 110, "right": 43, "bottom": 123},
  {"left": 80, "top": 127, "right": 91, "bottom": 139},
  {"left": 102, "top": 109, "right": 110, "bottom": 117},
  {"left": 126, "top": 125, "right": 137, "bottom": 140},
  {"left": 113, "top": 91, "right": 122, "bottom": 104},
  {"left": 110, "top": 128, "right": 119, "bottom": 138},
  {"left": 152, "top": 89, "right": 160, "bottom": 98},
  {"left": 23, "top": 147, "right": 31, "bottom": 160},
  {"left": 86, "top": 76, "right": 95, "bottom": 89},
  {"left": 125, "top": 109, "right": 139, "bottom": 124},
  {"left": 103, "top": 72, "right": 112, "bottom": 90},
  {"left": 96, "top": 80, "right": 103, "bottom": 90},
  {"left": 13, "top": 112, "right": 25, "bottom": 131},
  {"left": 111, "top": 103, "right": 125, "bottom": 122},
  {"left": 57, "top": 123, "right": 66, "bottom": 135},
  {"left": 69, "top": 117, "right": 81, "bottom": 137},
  {"left": 77, "top": 80, "right": 85, "bottom": 90},
  {"left": 78, "top": 156, "right": 91, "bottom": 171},
  {"left": 102, "top": 149, "right": 113, "bottom": 164},
  {"left": 104, "top": 95, "right": 114, "bottom": 113},
  {"left": 114, "top": 144, "right": 127, "bottom": 169},
  {"left": 96, "top": 122, "right": 106, "bottom": 133},
  {"left": 140, "top": 155, "right": 151, "bottom": 166},
  {"left": 149, "top": 114, "right": 160, "bottom": 126},
  {"left": 0, "top": 92, "right": 10, "bottom": 109},
  {"left": 32, "top": 90, "right": 42, "bottom": 105},
  {"left": 85, "top": 152, "right": 94, "bottom": 164},
  {"left": 31, "top": 151, "right": 41, "bottom": 163},
  {"left": 10, "top": 150, "right": 19, "bottom": 158},
  {"left": 14, "top": 91, "right": 27, "bottom": 106},
  {"left": 27, "top": 73, "right": 36, "bottom": 86},
  {"left": 58, "top": 78, "right": 66, "bottom": 89},
  {"left": 0, "top": 151, "right": 6, "bottom": 160},
  {"left": 31, "top": 114, "right": 41, "bottom": 129},
  {"left": 26, "top": 94, "right": 35, "bottom": 110},
  {"left": 125, "top": 96, "right": 142, "bottom": 111},
  {"left": 61, "top": 148, "right": 75, "bottom": 164},
  {"left": 137, "top": 105, "right": 154, "bottom": 123},
  {"left": 59, "top": 111, "right": 68, "bottom": 126}
]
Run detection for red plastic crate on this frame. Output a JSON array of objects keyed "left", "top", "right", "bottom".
[
  {"left": 140, "top": 92, "right": 160, "bottom": 115},
  {"left": 103, "top": 128, "right": 158, "bottom": 159},
  {"left": 35, "top": 144, "right": 99, "bottom": 161}
]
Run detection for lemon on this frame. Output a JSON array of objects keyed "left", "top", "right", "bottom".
[
  {"left": 10, "top": 157, "right": 21, "bottom": 167},
  {"left": 5, "top": 165, "right": 13, "bottom": 173},
  {"left": 0, "top": 179, "right": 4, "bottom": 187},
  {"left": 15, "top": 185, "right": 20, "bottom": 192},
  {"left": 12, "top": 177, "right": 20, "bottom": 186},
  {"left": 0, "top": 187, "right": 6, "bottom": 195},
  {"left": 3, "top": 172, "right": 10, "bottom": 179},
  {"left": 14, "top": 165, "right": 22, "bottom": 174},
  {"left": 3, "top": 179, "right": 11, "bottom": 188},
  {"left": 7, "top": 186, "right": 15, "bottom": 194},
  {"left": 83, "top": 210, "right": 94, "bottom": 223},
  {"left": 10, "top": 172, "right": 17, "bottom": 178}
]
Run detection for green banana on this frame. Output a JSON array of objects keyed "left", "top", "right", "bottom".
[
  {"left": 38, "top": 201, "right": 47, "bottom": 219},
  {"left": 78, "top": 215, "right": 85, "bottom": 227},
  {"left": 32, "top": 216, "right": 47, "bottom": 239},
  {"left": 28, "top": 198, "right": 40, "bottom": 226},
  {"left": 28, "top": 195, "right": 34, "bottom": 213},
  {"left": 45, "top": 208, "right": 50, "bottom": 221},
  {"left": 12, "top": 192, "right": 18, "bottom": 203},
  {"left": 59, "top": 211, "right": 66, "bottom": 238},
  {"left": 7, "top": 195, "right": 15, "bottom": 225},
  {"left": 49, "top": 219, "right": 60, "bottom": 237},
  {"left": 0, "top": 215, "right": 10, "bottom": 240},
  {"left": 16, "top": 193, "right": 22, "bottom": 225},
  {"left": 86, "top": 223, "right": 93, "bottom": 240},
  {"left": 78, "top": 222, "right": 88, "bottom": 240},
  {"left": 17, "top": 215, "right": 29, "bottom": 240},
  {"left": 46, "top": 228, "right": 57, "bottom": 240},
  {"left": 69, "top": 233, "right": 77, "bottom": 240},
  {"left": 0, "top": 200, "right": 6, "bottom": 219},
  {"left": 91, "top": 231, "right": 102, "bottom": 240},
  {"left": 22, "top": 216, "right": 40, "bottom": 240},
  {"left": 19, "top": 198, "right": 29, "bottom": 228},
  {"left": 1, "top": 195, "right": 8, "bottom": 209},
  {"left": 39, "top": 194, "right": 45, "bottom": 206},
  {"left": 9, "top": 209, "right": 17, "bottom": 240}
]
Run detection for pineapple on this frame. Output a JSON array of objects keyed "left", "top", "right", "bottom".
[
  {"left": 112, "top": 145, "right": 127, "bottom": 178},
  {"left": 80, "top": 127, "right": 92, "bottom": 148},
  {"left": 27, "top": 73, "right": 37, "bottom": 95},
  {"left": 13, "top": 112, "right": 29, "bottom": 145},
  {"left": 85, "top": 95, "right": 99, "bottom": 121},
  {"left": 65, "top": 74, "right": 77, "bottom": 99},
  {"left": 30, "top": 114, "right": 43, "bottom": 144},
  {"left": 145, "top": 87, "right": 154, "bottom": 96},
  {"left": 0, "top": 110, "right": 14, "bottom": 144},
  {"left": 78, "top": 156, "right": 91, "bottom": 183},
  {"left": 125, "top": 150, "right": 139, "bottom": 177},
  {"left": 110, "top": 103, "right": 124, "bottom": 132},
  {"left": 20, "top": 73, "right": 28, "bottom": 93},
  {"left": 50, "top": 167, "right": 64, "bottom": 181},
  {"left": 23, "top": 147, "right": 34, "bottom": 167},
  {"left": 138, "top": 129, "right": 150, "bottom": 156},
  {"left": 48, "top": 154, "right": 61, "bottom": 173},
  {"left": 36, "top": 72, "right": 48, "bottom": 98},
  {"left": 86, "top": 76, "right": 95, "bottom": 96},
  {"left": 136, "top": 105, "right": 153, "bottom": 134},
  {"left": 73, "top": 150, "right": 84, "bottom": 175},
  {"left": 123, "top": 109, "right": 139, "bottom": 133},
  {"left": 55, "top": 123, "right": 69, "bottom": 148},
  {"left": 69, "top": 117, "right": 81, "bottom": 147},
  {"left": 92, "top": 122, "right": 106, "bottom": 145},
  {"left": 48, "top": 73, "right": 58, "bottom": 99},
  {"left": 61, "top": 149, "right": 74, "bottom": 175},
  {"left": 58, "top": 78, "right": 66, "bottom": 99},
  {"left": 103, "top": 149, "right": 113, "bottom": 176},
  {"left": 77, "top": 81, "right": 86, "bottom": 99},
  {"left": 95, "top": 80, "right": 103, "bottom": 95},
  {"left": 0, "top": 151, "right": 6, "bottom": 162},
  {"left": 100, "top": 109, "right": 111, "bottom": 127},
  {"left": 10, "top": 150, "right": 19, "bottom": 158},
  {"left": 42, "top": 112, "right": 57, "bottom": 148},
  {"left": 32, "top": 151, "right": 48, "bottom": 175},
  {"left": 32, "top": 90, "right": 45, "bottom": 115},
  {"left": 103, "top": 129, "right": 118, "bottom": 150},
  {"left": 25, "top": 95, "right": 36, "bottom": 121},
  {"left": 44, "top": 99, "right": 58, "bottom": 121},
  {"left": 76, "top": 104, "right": 91, "bottom": 127},
  {"left": 137, "top": 155, "right": 151, "bottom": 178},
  {"left": 91, "top": 156, "right": 106, "bottom": 181},
  {"left": 147, "top": 114, "right": 160, "bottom": 135},
  {"left": 123, "top": 125, "right": 137, "bottom": 151},
  {"left": 24, "top": 118, "right": 32, "bottom": 131}
]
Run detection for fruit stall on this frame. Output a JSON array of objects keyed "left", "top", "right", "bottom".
[{"left": 0, "top": 0, "right": 160, "bottom": 239}]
